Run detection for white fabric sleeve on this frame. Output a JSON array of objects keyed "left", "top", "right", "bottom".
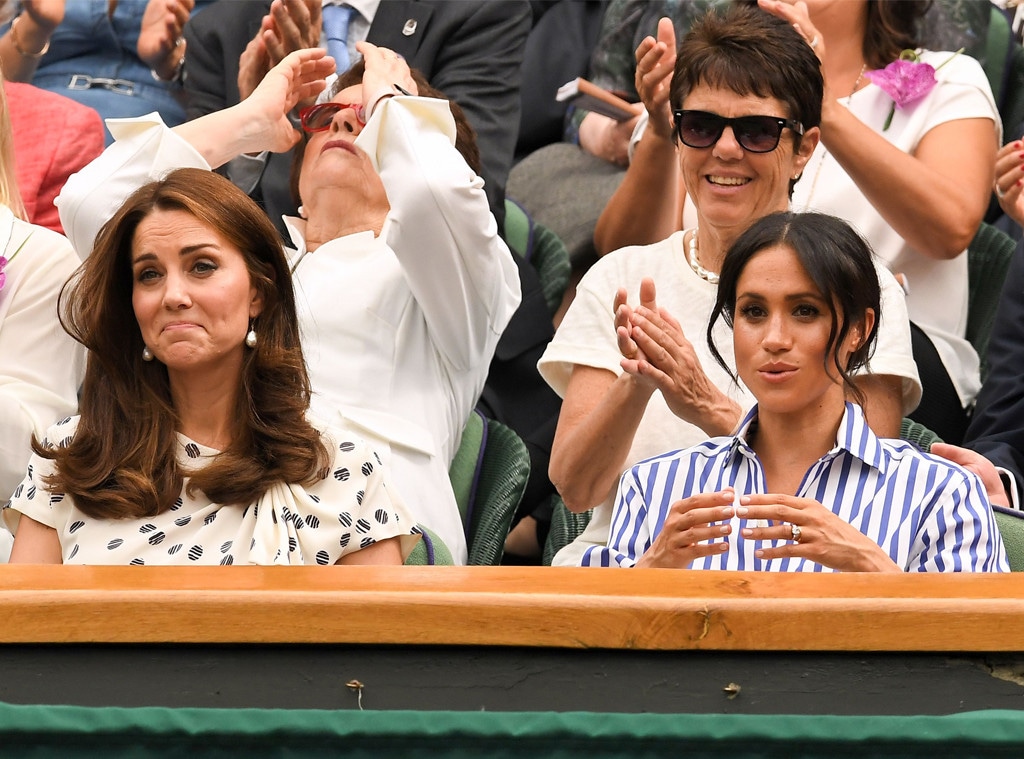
[
  {"left": 862, "top": 260, "right": 923, "bottom": 415},
  {"left": 0, "top": 222, "right": 84, "bottom": 502},
  {"left": 56, "top": 113, "right": 211, "bottom": 261},
  {"left": 355, "top": 96, "right": 521, "bottom": 372},
  {"left": 537, "top": 254, "right": 624, "bottom": 397},
  {"left": 920, "top": 52, "right": 1001, "bottom": 144}
]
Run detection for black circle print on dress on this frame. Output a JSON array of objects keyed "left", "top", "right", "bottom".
[
  {"left": 316, "top": 550, "right": 330, "bottom": 565},
  {"left": 69, "top": 520, "right": 85, "bottom": 534},
  {"left": 168, "top": 544, "right": 183, "bottom": 556},
  {"left": 174, "top": 515, "right": 191, "bottom": 527},
  {"left": 68, "top": 544, "right": 79, "bottom": 560},
  {"left": 339, "top": 511, "right": 352, "bottom": 527},
  {"left": 360, "top": 536, "right": 375, "bottom": 549},
  {"left": 139, "top": 523, "right": 156, "bottom": 533},
  {"left": 339, "top": 441, "right": 356, "bottom": 453},
  {"left": 356, "top": 518, "right": 371, "bottom": 534},
  {"left": 107, "top": 538, "right": 123, "bottom": 550},
  {"left": 305, "top": 515, "right": 320, "bottom": 529},
  {"left": 221, "top": 541, "right": 233, "bottom": 554},
  {"left": 219, "top": 555, "right": 234, "bottom": 565},
  {"left": 148, "top": 531, "right": 165, "bottom": 546},
  {"left": 361, "top": 461, "right": 373, "bottom": 476},
  {"left": 171, "top": 497, "right": 184, "bottom": 511},
  {"left": 374, "top": 509, "right": 389, "bottom": 525},
  {"left": 185, "top": 442, "right": 201, "bottom": 458},
  {"left": 130, "top": 558, "right": 145, "bottom": 565},
  {"left": 187, "top": 545, "right": 203, "bottom": 561},
  {"left": 334, "top": 467, "right": 350, "bottom": 481}
]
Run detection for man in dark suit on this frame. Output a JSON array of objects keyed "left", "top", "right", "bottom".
[
  {"left": 955, "top": 240, "right": 1024, "bottom": 509},
  {"left": 183, "top": 0, "right": 531, "bottom": 229}
]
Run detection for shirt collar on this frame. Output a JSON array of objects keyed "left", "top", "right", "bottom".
[
  {"left": 321, "top": 0, "right": 379, "bottom": 24},
  {"left": 728, "top": 402, "right": 886, "bottom": 472}
]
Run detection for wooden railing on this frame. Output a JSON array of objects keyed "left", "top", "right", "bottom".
[{"left": 2, "top": 566, "right": 1022, "bottom": 650}]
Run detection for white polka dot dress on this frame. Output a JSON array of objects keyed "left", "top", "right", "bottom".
[{"left": 3, "top": 417, "right": 415, "bottom": 565}]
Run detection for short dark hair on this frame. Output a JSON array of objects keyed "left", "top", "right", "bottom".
[
  {"left": 670, "top": 5, "right": 823, "bottom": 195},
  {"left": 707, "top": 211, "right": 881, "bottom": 406}
]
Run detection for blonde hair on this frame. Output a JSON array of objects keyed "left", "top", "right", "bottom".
[{"left": 0, "top": 66, "right": 27, "bottom": 220}]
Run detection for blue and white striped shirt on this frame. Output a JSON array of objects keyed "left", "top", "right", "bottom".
[{"left": 583, "top": 403, "right": 1008, "bottom": 572}]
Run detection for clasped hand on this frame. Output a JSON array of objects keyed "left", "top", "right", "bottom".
[{"left": 637, "top": 490, "right": 900, "bottom": 572}]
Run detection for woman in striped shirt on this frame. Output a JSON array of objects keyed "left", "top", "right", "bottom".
[{"left": 586, "top": 212, "right": 1008, "bottom": 572}]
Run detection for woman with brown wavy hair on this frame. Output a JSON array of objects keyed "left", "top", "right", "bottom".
[
  {"left": 4, "top": 167, "right": 415, "bottom": 566},
  {"left": 55, "top": 45, "right": 520, "bottom": 565}
]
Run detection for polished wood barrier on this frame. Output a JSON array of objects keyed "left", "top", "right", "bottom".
[{"left": 1, "top": 566, "right": 1022, "bottom": 651}]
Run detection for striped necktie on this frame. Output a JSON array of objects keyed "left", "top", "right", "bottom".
[{"left": 322, "top": 4, "right": 355, "bottom": 73}]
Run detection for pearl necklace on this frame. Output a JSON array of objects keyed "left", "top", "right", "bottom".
[
  {"left": 686, "top": 227, "right": 719, "bottom": 284},
  {"left": 801, "top": 63, "right": 867, "bottom": 209}
]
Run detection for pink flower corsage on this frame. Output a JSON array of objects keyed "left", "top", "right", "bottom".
[
  {"left": 0, "top": 232, "right": 33, "bottom": 295},
  {"left": 865, "top": 48, "right": 963, "bottom": 131}
]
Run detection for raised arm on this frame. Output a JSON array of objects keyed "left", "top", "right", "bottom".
[
  {"left": 57, "top": 49, "right": 333, "bottom": 257},
  {"left": 401, "top": 0, "right": 531, "bottom": 223},
  {"left": 994, "top": 138, "right": 1024, "bottom": 228},
  {"left": 356, "top": 42, "right": 520, "bottom": 372},
  {"left": 174, "top": 47, "right": 333, "bottom": 167},
  {"left": 0, "top": 0, "right": 63, "bottom": 83},
  {"left": 136, "top": 0, "right": 194, "bottom": 83},
  {"left": 593, "top": 18, "right": 684, "bottom": 256},
  {"left": 762, "top": 0, "right": 998, "bottom": 260}
]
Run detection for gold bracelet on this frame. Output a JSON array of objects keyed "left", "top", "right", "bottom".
[{"left": 10, "top": 15, "right": 51, "bottom": 59}]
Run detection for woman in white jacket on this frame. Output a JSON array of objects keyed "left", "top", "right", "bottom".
[{"left": 0, "top": 71, "right": 84, "bottom": 561}]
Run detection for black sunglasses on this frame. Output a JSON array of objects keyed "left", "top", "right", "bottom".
[{"left": 672, "top": 110, "right": 805, "bottom": 153}]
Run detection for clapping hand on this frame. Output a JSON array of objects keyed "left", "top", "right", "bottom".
[
  {"left": 617, "top": 277, "right": 741, "bottom": 435},
  {"left": 137, "top": 0, "right": 193, "bottom": 78},
  {"left": 634, "top": 17, "right": 676, "bottom": 141},
  {"left": 994, "top": 139, "right": 1024, "bottom": 229},
  {"left": 239, "top": 0, "right": 321, "bottom": 101}
]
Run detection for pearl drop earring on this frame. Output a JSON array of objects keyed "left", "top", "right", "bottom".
[
  {"left": 142, "top": 346, "right": 154, "bottom": 361},
  {"left": 245, "top": 326, "right": 257, "bottom": 348}
]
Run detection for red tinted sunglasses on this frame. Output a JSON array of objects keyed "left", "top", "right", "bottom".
[{"left": 298, "top": 102, "right": 367, "bottom": 132}]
